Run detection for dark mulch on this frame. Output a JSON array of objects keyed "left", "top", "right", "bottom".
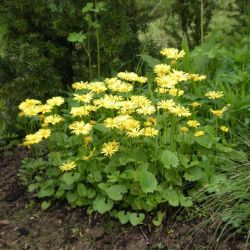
[{"left": 0, "top": 147, "right": 248, "bottom": 250}]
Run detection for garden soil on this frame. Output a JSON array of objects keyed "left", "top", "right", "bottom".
[{"left": 0, "top": 148, "right": 248, "bottom": 250}]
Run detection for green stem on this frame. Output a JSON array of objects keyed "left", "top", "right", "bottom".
[
  {"left": 94, "top": 0, "right": 101, "bottom": 78},
  {"left": 200, "top": 0, "right": 204, "bottom": 45}
]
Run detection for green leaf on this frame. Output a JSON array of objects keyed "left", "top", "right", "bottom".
[
  {"left": 46, "top": 167, "right": 60, "bottom": 177},
  {"left": 129, "top": 213, "right": 145, "bottom": 226},
  {"left": 184, "top": 167, "right": 204, "bottom": 181},
  {"left": 37, "top": 186, "right": 55, "bottom": 198},
  {"left": 130, "top": 148, "right": 149, "bottom": 163},
  {"left": 55, "top": 188, "right": 64, "bottom": 198},
  {"left": 106, "top": 185, "right": 127, "bottom": 201},
  {"left": 94, "top": 123, "right": 108, "bottom": 133},
  {"left": 41, "top": 201, "right": 51, "bottom": 210},
  {"left": 82, "top": 2, "right": 94, "bottom": 13},
  {"left": 216, "top": 144, "right": 233, "bottom": 153},
  {"left": 66, "top": 191, "right": 78, "bottom": 203},
  {"left": 160, "top": 150, "right": 179, "bottom": 169},
  {"left": 93, "top": 195, "right": 114, "bottom": 214},
  {"left": 62, "top": 173, "right": 75, "bottom": 186},
  {"left": 28, "top": 183, "right": 39, "bottom": 192},
  {"left": 179, "top": 194, "right": 193, "bottom": 207},
  {"left": 77, "top": 183, "right": 87, "bottom": 197},
  {"left": 152, "top": 211, "right": 165, "bottom": 226},
  {"left": 117, "top": 211, "right": 130, "bottom": 224},
  {"left": 86, "top": 188, "right": 96, "bottom": 199},
  {"left": 139, "top": 171, "right": 157, "bottom": 193},
  {"left": 140, "top": 54, "right": 161, "bottom": 68},
  {"left": 195, "top": 135, "right": 212, "bottom": 148},
  {"left": 67, "top": 32, "right": 86, "bottom": 43},
  {"left": 161, "top": 189, "right": 179, "bottom": 206}
]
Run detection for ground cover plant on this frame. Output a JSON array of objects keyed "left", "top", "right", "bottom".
[{"left": 17, "top": 48, "right": 241, "bottom": 226}]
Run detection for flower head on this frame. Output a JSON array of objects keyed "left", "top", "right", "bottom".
[
  {"left": 180, "top": 127, "right": 189, "bottom": 134},
  {"left": 69, "top": 121, "right": 92, "bottom": 135},
  {"left": 101, "top": 141, "right": 120, "bottom": 157},
  {"left": 160, "top": 48, "right": 185, "bottom": 60},
  {"left": 154, "top": 64, "right": 171, "bottom": 76},
  {"left": 46, "top": 97, "right": 64, "bottom": 107},
  {"left": 220, "top": 126, "right": 229, "bottom": 132},
  {"left": 194, "top": 131, "right": 205, "bottom": 137},
  {"left": 44, "top": 115, "right": 64, "bottom": 125},
  {"left": 59, "top": 161, "right": 77, "bottom": 172},
  {"left": 210, "top": 106, "right": 228, "bottom": 118},
  {"left": 143, "top": 127, "right": 159, "bottom": 137},
  {"left": 205, "top": 91, "right": 224, "bottom": 99},
  {"left": 187, "top": 120, "right": 200, "bottom": 128}
]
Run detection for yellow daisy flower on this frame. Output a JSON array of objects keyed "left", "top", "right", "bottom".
[
  {"left": 143, "top": 127, "right": 159, "bottom": 137},
  {"left": 194, "top": 131, "right": 205, "bottom": 137},
  {"left": 205, "top": 91, "right": 224, "bottom": 99},
  {"left": 46, "top": 96, "right": 64, "bottom": 107},
  {"left": 180, "top": 127, "right": 189, "bottom": 134},
  {"left": 101, "top": 141, "right": 120, "bottom": 157},
  {"left": 160, "top": 48, "right": 185, "bottom": 60},
  {"left": 220, "top": 126, "right": 229, "bottom": 132},
  {"left": 187, "top": 120, "right": 200, "bottom": 128},
  {"left": 69, "top": 121, "right": 92, "bottom": 135},
  {"left": 59, "top": 161, "right": 77, "bottom": 172}
]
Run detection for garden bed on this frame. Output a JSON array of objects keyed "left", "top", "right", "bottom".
[{"left": 0, "top": 147, "right": 248, "bottom": 250}]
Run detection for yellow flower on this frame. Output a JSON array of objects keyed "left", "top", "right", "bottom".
[
  {"left": 87, "top": 82, "right": 107, "bottom": 93},
  {"left": 46, "top": 97, "right": 64, "bottom": 107},
  {"left": 190, "top": 102, "right": 201, "bottom": 108},
  {"left": 155, "top": 75, "right": 177, "bottom": 88},
  {"left": 205, "top": 91, "right": 224, "bottom": 99},
  {"left": 117, "top": 72, "right": 147, "bottom": 83},
  {"left": 143, "top": 127, "right": 159, "bottom": 137},
  {"left": 37, "top": 128, "right": 51, "bottom": 139},
  {"left": 126, "top": 128, "right": 144, "bottom": 137},
  {"left": 157, "top": 99, "right": 176, "bottom": 110},
  {"left": 118, "top": 101, "right": 136, "bottom": 114},
  {"left": 130, "top": 95, "right": 152, "bottom": 107},
  {"left": 187, "top": 120, "right": 200, "bottom": 128},
  {"left": 39, "top": 104, "right": 53, "bottom": 114},
  {"left": 170, "top": 70, "right": 189, "bottom": 82},
  {"left": 69, "top": 121, "right": 93, "bottom": 135},
  {"left": 189, "top": 74, "right": 206, "bottom": 81},
  {"left": 73, "top": 93, "right": 93, "bottom": 103},
  {"left": 168, "top": 88, "right": 184, "bottom": 97},
  {"left": 59, "top": 161, "right": 77, "bottom": 172},
  {"left": 23, "top": 133, "right": 43, "bottom": 146},
  {"left": 104, "top": 118, "right": 119, "bottom": 129},
  {"left": 137, "top": 105, "right": 156, "bottom": 115},
  {"left": 70, "top": 106, "right": 91, "bottom": 117},
  {"left": 101, "top": 141, "right": 120, "bottom": 157},
  {"left": 220, "top": 126, "right": 229, "bottom": 132},
  {"left": 19, "top": 99, "right": 41, "bottom": 111},
  {"left": 170, "top": 105, "right": 191, "bottom": 117},
  {"left": 210, "top": 106, "right": 228, "bottom": 118},
  {"left": 160, "top": 48, "right": 185, "bottom": 60},
  {"left": 194, "top": 131, "right": 205, "bottom": 137},
  {"left": 72, "top": 81, "right": 89, "bottom": 90},
  {"left": 144, "top": 117, "right": 157, "bottom": 126},
  {"left": 44, "top": 115, "right": 64, "bottom": 125},
  {"left": 154, "top": 64, "right": 171, "bottom": 76},
  {"left": 18, "top": 99, "right": 41, "bottom": 116},
  {"left": 180, "top": 127, "right": 189, "bottom": 134}
]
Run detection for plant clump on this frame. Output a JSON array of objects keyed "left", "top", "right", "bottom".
[{"left": 19, "top": 48, "right": 235, "bottom": 225}]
